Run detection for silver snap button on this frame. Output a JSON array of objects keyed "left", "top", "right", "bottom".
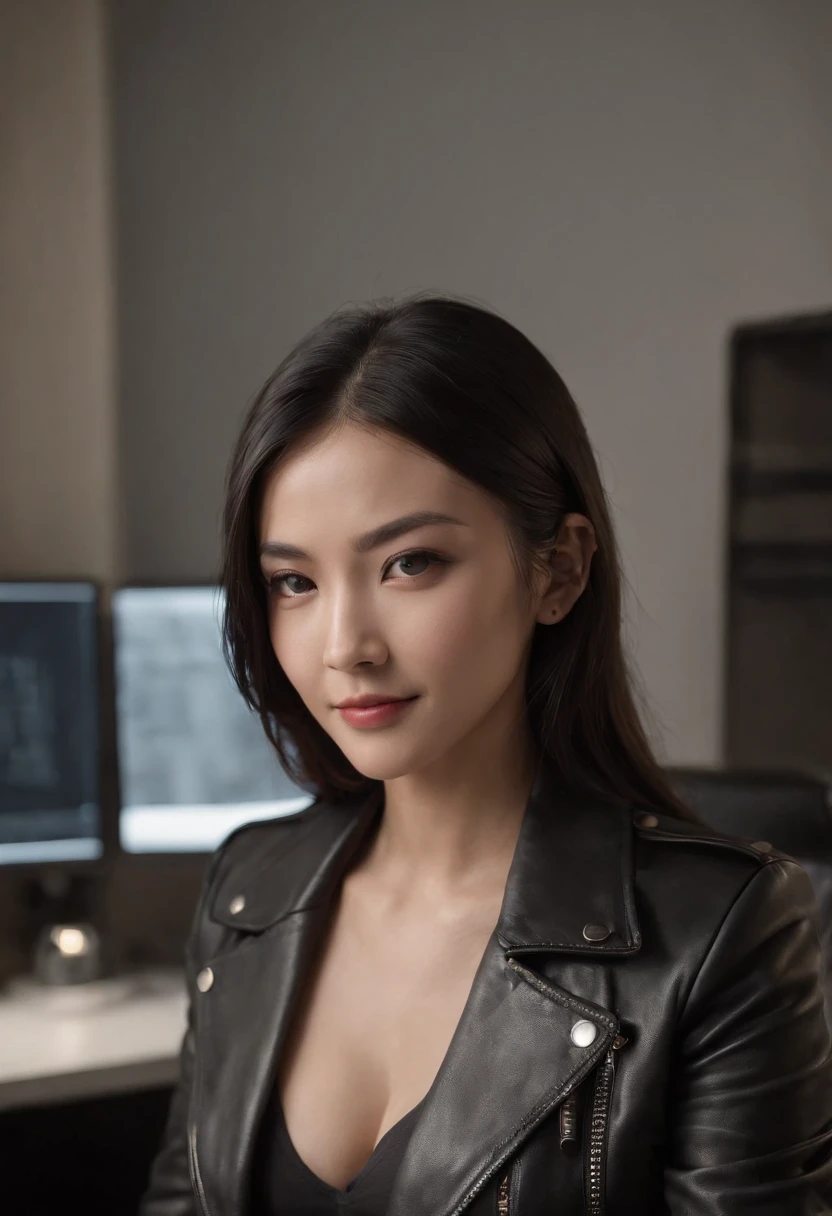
[
  {"left": 582, "top": 923, "right": 612, "bottom": 942},
  {"left": 635, "top": 812, "right": 658, "bottom": 829},
  {"left": 196, "top": 967, "right": 214, "bottom": 993},
  {"left": 750, "top": 840, "right": 772, "bottom": 854},
  {"left": 570, "top": 1019, "right": 598, "bottom": 1047},
  {"left": 229, "top": 894, "right": 246, "bottom": 915}
]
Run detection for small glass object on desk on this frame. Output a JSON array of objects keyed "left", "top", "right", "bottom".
[{"left": 33, "top": 922, "right": 103, "bottom": 986}]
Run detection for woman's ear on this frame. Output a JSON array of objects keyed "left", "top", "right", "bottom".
[{"left": 535, "top": 513, "right": 597, "bottom": 625}]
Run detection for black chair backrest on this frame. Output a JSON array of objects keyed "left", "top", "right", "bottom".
[{"left": 667, "top": 767, "right": 832, "bottom": 1030}]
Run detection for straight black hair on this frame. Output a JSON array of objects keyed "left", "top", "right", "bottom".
[{"left": 221, "top": 292, "right": 697, "bottom": 821}]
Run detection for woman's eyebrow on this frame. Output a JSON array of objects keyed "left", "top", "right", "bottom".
[{"left": 259, "top": 511, "right": 468, "bottom": 562}]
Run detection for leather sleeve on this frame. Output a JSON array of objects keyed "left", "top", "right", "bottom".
[
  {"left": 137, "top": 845, "right": 228, "bottom": 1216},
  {"left": 137, "top": 1006, "right": 199, "bottom": 1216},
  {"left": 665, "top": 858, "right": 832, "bottom": 1214}
]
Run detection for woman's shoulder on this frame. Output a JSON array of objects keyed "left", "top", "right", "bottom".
[
  {"left": 628, "top": 799, "right": 821, "bottom": 965},
  {"left": 628, "top": 798, "right": 805, "bottom": 887},
  {"left": 209, "top": 794, "right": 338, "bottom": 894},
  {"left": 630, "top": 800, "right": 783, "bottom": 864},
  {"left": 187, "top": 792, "right": 375, "bottom": 943}
]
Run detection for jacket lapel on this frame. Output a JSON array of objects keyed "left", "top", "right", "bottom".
[
  {"left": 386, "top": 936, "right": 619, "bottom": 1216},
  {"left": 191, "top": 787, "right": 386, "bottom": 1216},
  {"left": 190, "top": 759, "right": 641, "bottom": 1216},
  {"left": 387, "top": 764, "right": 640, "bottom": 1216}
]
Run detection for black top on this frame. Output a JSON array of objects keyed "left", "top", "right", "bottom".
[{"left": 251, "top": 1088, "right": 427, "bottom": 1215}]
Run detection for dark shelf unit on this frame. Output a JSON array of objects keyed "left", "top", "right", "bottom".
[{"left": 724, "top": 309, "right": 832, "bottom": 772}]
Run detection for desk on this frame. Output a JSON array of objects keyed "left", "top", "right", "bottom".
[{"left": 0, "top": 967, "right": 187, "bottom": 1111}]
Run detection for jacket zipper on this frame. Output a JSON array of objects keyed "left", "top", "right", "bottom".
[
  {"left": 495, "top": 1029, "right": 627, "bottom": 1215},
  {"left": 496, "top": 1167, "right": 511, "bottom": 1214},
  {"left": 584, "top": 1033, "right": 627, "bottom": 1216},
  {"left": 189, "top": 1123, "right": 211, "bottom": 1216},
  {"left": 559, "top": 1091, "right": 581, "bottom": 1154}
]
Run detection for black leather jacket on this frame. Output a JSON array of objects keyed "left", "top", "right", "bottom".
[{"left": 140, "top": 761, "right": 832, "bottom": 1215}]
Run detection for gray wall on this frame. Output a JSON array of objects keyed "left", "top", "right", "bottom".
[
  {"left": 1, "top": 0, "right": 118, "bottom": 581},
  {"left": 111, "top": 0, "right": 832, "bottom": 765}
]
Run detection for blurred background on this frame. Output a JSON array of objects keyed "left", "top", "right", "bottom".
[{"left": 1, "top": 1, "right": 830, "bottom": 1211}]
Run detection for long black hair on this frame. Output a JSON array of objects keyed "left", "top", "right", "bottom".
[{"left": 220, "top": 292, "right": 696, "bottom": 820}]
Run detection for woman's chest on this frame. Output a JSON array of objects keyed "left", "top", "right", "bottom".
[
  {"left": 189, "top": 876, "right": 667, "bottom": 1216},
  {"left": 276, "top": 895, "right": 501, "bottom": 1192}
]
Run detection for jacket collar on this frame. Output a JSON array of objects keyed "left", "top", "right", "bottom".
[
  {"left": 196, "top": 756, "right": 641, "bottom": 1216},
  {"left": 211, "top": 753, "right": 642, "bottom": 957}
]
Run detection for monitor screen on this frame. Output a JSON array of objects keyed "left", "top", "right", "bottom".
[
  {"left": 112, "top": 586, "right": 314, "bottom": 852},
  {"left": 0, "top": 582, "right": 103, "bottom": 865}
]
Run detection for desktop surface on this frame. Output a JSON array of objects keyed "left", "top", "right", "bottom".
[{"left": 0, "top": 967, "right": 188, "bottom": 1110}]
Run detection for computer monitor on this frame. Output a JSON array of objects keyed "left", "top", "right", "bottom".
[
  {"left": 112, "top": 585, "right": 314, "bottom": 853},
  {"left": 0, "top": 581, "right": 103, "bottom": 865}
]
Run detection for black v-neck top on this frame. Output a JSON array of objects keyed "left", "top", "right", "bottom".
[{"left": 250, "top": 1088, "right": 427, "bottom": 1215}]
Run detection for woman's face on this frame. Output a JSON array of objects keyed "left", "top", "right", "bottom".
[{"left": 257, "top": 421, "right": 557, "bottom": 781}]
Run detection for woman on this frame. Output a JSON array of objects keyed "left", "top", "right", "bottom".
[{"left": 140, "top": 294, "right": 832, "bottom": 1215}]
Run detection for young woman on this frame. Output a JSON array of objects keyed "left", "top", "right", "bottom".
[{"left": 140, "top": 295, "right": 832, "bottom": 1216}]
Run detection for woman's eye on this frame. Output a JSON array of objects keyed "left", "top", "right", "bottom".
[
  {"left": 268, "top": 572, "right": 312, "bottom": 597},
  {"left": 265, "top": 549, "right": 446, "bottom": 599},
  {"left": 386, "top": 549, "right": 442, "bottom": 579}
]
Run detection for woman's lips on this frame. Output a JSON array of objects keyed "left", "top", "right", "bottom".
[{"left": 337, "top": 696, "right": 419, "bottom": 728}]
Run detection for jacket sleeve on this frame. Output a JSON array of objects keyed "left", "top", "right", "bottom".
[
  {"left": 665, "top": 857, "right": 832, "bottom": 1214},
  {"left": 138, "top": 846, "right": 226, "bottom": 1216},
  {"left": 137, "top": 1002, "right": 199, "bottom": 1216}
]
